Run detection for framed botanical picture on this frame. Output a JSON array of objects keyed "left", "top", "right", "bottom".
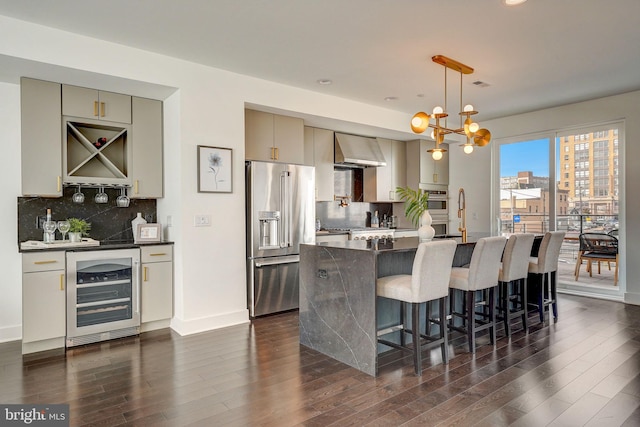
[
  {"left": 197, "top": 145, "right": 232, "bottom": 193},
  {"left": 135, "top": 223, "right": 162, "bottom": 243}
]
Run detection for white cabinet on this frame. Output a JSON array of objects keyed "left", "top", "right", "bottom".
[
  {"left": 21, "top": 78, "right": 63, "bottom": 197},
  {"left": 22, "top": 251, "right": 66, "bottom": 354},
  {"left": 131, "top": 97, "right": 164, "bottom": 198},
  {"left": 364, "top": 138, "right": 406, "bottom": 202},
  {"left": 140, "top": 246, "right": 173, "bottom": 329},
  {"left": 406, "top": 139, "right": 449, "bottom": 188},
  {"left": 62, "top": 85, "right": 132, "bottom": 124},
  {"left": 245, "top": 109, "right": 304, "bottom": 164},
  {"left": 304, "top": 127, "right": 335, "bottom": 201}
]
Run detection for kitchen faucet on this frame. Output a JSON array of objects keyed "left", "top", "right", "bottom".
[{"left": 458, "top": 187, "right": 467, "bottom": 243}]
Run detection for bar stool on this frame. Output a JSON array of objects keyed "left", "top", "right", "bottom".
[
  {"left": 376, "top": 240, "right": 457, "bottom": 375},
  {"left": 528, "top": 231, "right": 565, "bottom": 323},
  {"left": 497, "top": 233, "right": 535, "bottom": 336},
  {"left": 448, "top": 236, "right": 507, "bottom": 353}
]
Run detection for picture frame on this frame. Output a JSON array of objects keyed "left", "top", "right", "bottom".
[
  {"left": 135, "top": 223, "right": 162, "bottom": 243},
  {"left": 198, "top": 145, "right": 232, "bottom": 193}
]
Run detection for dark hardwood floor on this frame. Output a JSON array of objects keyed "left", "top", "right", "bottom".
[{"left": 1, "top": 294, "right": 639, "bottom": 426}]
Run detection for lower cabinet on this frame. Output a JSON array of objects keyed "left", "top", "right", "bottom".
[
  {"left": 22, "top": 252, "right": 66, "bottom": 354},
  {"left": 21, "top": 246, "right": 174, "bottom": 353},
  {"left": 140, "top": 245, "right": 174, "bottom": 329}
]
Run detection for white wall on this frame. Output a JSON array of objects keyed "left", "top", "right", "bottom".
[
  {"left": 449, "top": 90, "right": 640, "bottom": 305},
  {"left": 0, "top": 15, "right": 412, "bottom": 340},
  {"left": 0, "top": 82, "right": 22, "bottom": 341}
]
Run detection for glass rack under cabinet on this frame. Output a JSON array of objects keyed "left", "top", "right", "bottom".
[{"left": 63, "top": 118, "right": 131, "bottom": 186}]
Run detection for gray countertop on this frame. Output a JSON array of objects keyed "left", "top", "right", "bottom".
[{"left": 19, "top": 240, "right": 174, "bottom": 253}]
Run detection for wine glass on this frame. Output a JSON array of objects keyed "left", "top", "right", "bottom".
[
  {"left": 57, "top": 220, "right": 70, "bottom": 241},
  {"left": 72, "top": 186, "right": 85, "bottom": 204},
  {"left": 95, "top": 186, "right": 108, "bottom": 204},
  {"left": 43, "top": 220, "right": 57, "bottom": 243},
  {"left": 116, "top": 186, "right": 130, "bottom": 208}
]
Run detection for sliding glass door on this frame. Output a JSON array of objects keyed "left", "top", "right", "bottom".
[{"left": 496, "top": 122, "right": 623, "bottom": 299}]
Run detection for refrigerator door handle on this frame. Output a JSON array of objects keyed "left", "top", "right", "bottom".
[
  {"left": 254, "top": 255, "right": 300, "bottom": 267},
  {"left": 280, "top": 171, "right": 292, "bottom": 248}
]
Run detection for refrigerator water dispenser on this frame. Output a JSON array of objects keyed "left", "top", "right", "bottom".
[{"left": 259, "top": 211, "right": 280, "bottom": 249}]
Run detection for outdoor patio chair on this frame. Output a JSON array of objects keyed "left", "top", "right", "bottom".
[{"left": 574, "top": 232, "right": 618, "bottom": 285}]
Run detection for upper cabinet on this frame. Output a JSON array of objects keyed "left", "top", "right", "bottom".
[
  {"left": 21, "top": 78, "right": 63, "bottom": 197},
  {"left": 20, "top": 78, "right": 163, "bottom": 196},
  {"left": 406, "top": 139, "right": 449, "bottom": 189},
  {"left": 245, "top": 109, "right": 304, "bottom": 164},
  {"left": 303, "top": 127, "right": 334, "bottom": 201},
  {"left": 364, "top": 138, "right": 406, "bottom": 202},
  {"left": 131, "top": 97, "right": 164, "bottom": 198},
  {"left": 62, "top": 85, "right": 132, "bottom": 124}
]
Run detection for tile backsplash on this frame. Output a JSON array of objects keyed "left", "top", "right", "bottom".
[{"left": 18, "top": 187, "right": 156, "bottom": 244}]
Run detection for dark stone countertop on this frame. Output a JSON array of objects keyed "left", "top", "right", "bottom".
[
  {"left": 305, "top": 236, "right": 476, "bottom": 253},
  {"left": 19, "top": 240, "right": 174, "bottom": 253}
]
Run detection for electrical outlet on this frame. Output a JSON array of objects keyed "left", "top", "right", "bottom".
[{"left": 194, "top": 215, "right": 211, "bottom": 227}]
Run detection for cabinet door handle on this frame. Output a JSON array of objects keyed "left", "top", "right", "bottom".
[
  {"left": 134, "top": 180, "right": 139, "bottom": 195},
  {"left": 57, "top": 176, "right": 61, "bottom": 192},
  {"left": 143, "top": 266, "right": 148, "bottom": 282},
  {"left": 270, "top": 147, "right": 274, "bottom": 160},
  {"left": 94, "top": 101, "right": 99, "bottom": 117},
  {"left": 34, "top": 260, "right": 57, "bottom": 265},
  {"left": 59, "top": 274, "right": 64, "bottom": 291},
  {"left": 150, "top": 253, "right": 167, "bottom": 257},
  {"left": 100, "top": 102, "right": 105, "bottom": 117},
  {"left": 275, "top": 147, "right": 279, "bottom": 160}
]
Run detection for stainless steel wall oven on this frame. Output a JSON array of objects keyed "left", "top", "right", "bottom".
[{"left": 66, "top": 249, "right": 140, "bottom": 347}]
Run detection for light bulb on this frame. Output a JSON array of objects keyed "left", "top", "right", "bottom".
[
  {"left": 463, "top": 144, "right": 474, "bottom": 154},
  {"left": 432, "top": 106, "right": 443, "bottom": 115},
  {"left": 469, "top": 122, "right": 480, "bottom": 133},
  {"left": 463, "top": 104, "right": 474, "bottom": 112},
  {"left": 410, "top": 112, "right": 429, "bottom": 133},
  {"left": 432, "top": 150, "right": 443, "bottom": 160}
]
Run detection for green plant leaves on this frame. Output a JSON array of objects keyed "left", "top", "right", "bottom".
[{"left": 395, "top": 186, "right": 429, "bottom": 228}]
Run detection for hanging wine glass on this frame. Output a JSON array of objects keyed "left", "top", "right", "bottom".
[
  {"left": 72, "top": 185, "right": 84, "bottom": 204},
  {"left": 57, "top": 220, "right": 70, "bottom": 241},
  {"left": 116, "top": 186, "right": 130, "bottom": 208},
  {"left": 95, "top": 186, "right": 108, "bottom": 204}
]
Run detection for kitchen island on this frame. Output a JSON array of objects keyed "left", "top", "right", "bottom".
[{"left": 299, "top": 237, "right": 474, "bottom": 376}]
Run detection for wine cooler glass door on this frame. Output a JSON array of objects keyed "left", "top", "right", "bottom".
[{"left": 66, "top": 249, "right": 140, "bottom": 346}]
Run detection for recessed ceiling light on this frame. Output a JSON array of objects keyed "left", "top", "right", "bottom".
[
  {"left": 417, "top": 94, "right": 425, "bottom": 98},
  {"left": 504, "top": 0, "right": 527, "bottom": 5},
  {"left": 317, "top": 79, "right": 332, "bottom": 85},
  {"left": 384, "top": 97, "right": 397, "bottom": 101}
]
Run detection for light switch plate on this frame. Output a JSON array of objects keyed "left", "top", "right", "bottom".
[{"left": 194, "top": 215, "right": 211, "bottom": 227}]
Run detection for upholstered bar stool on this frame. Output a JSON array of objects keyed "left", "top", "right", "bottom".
[
  {"left": 448, "top": 236, "right": 507, "bottom": 354},
  {"left": 376, "top": 240, "right": 457, "bottom": 375},
  {"left": 528, "top": 231, "right": 565, "bottom": 323},
  {"left": 497, "top": 233, "right": 535, "bottom": 337}
]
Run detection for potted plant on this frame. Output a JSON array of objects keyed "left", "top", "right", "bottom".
[
  {"left": 395, "top": 186, "right": 429, "bottom": 227},
  {"left": 396, "top": 186, "right": 435, "bottom": 241},
  {"left": 67, "top": 217, "right": 91, "bottom": 242}
]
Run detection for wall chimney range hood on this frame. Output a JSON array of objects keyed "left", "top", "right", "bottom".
[{"left": 334, "top": 133, "right": 386, "bottom": 167}]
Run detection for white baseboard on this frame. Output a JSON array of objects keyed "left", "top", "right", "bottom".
[
  {"left": 0, "top": 325, "right": 21, "bottom": 343},
  {"left": 170, "top": 309, "right": 250, "bottom": 336},
  {"left": 624, "top": 292, "right": 640, "bottom": 306}
]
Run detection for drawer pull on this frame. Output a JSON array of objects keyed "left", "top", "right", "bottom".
[
  {"left": 100, "top": 102, "right": 105, "bottom": 117},
  {"left": 149, "top": 253, "right": 167, "bottom": 257},
  {"left": 34, "top": 260, "right": 57, "bottom": 265},
  {"left": 94, "top": 101, "right": 99, "bottom": 116}
]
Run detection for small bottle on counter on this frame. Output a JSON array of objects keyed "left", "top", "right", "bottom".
[{"left": 371, "top": 211, "right": 379, "bottom": 228}]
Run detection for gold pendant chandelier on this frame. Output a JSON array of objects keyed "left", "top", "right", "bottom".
[{"left": 410, "top": 55, "right": 491, "bottom": 160}]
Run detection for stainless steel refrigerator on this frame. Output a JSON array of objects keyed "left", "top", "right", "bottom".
[{"left": 246, "top": 161, "right": 315, "bottom": 317}]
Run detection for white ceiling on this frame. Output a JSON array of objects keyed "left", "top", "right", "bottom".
[{"left": 1, "top": 0, "right": 639, "bottom": 135}]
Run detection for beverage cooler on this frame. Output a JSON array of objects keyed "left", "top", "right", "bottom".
[{"left": 66, "top": 249, "right": 141, "bottom": 347}]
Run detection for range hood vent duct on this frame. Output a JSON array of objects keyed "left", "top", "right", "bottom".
[{"left": 334, "top": 133, "right": 386, "bottom": 167}]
